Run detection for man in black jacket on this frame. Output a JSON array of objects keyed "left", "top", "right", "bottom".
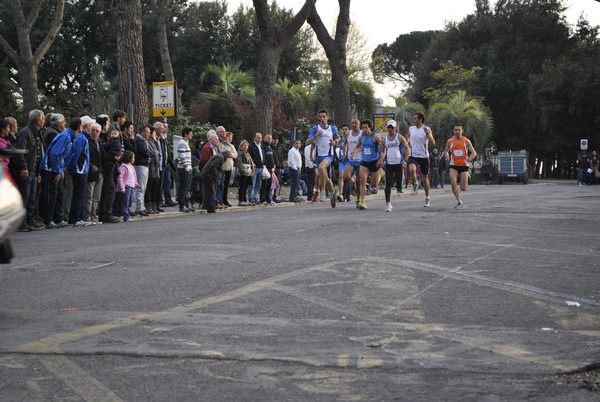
[
  {"left": 248, "top": 132, "right": 264, "bottom": 205},
  {"left": 84, "top": 122, "right": 107, "bottom": 224},
  {"left": 14, "top": 109, "right": 45, "bottom": 231},
  {"left": 134, "top": 125, "right": 152, "bottom": 215},
  {"left": 260, "top": 133, "right": 275, "bottom": 204},
  {"left": 202, "top": 148, "right": 232, "bottom": 213}
]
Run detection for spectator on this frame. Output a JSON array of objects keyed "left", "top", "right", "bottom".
[
  {"left": 66, "top": 117, "right": 91, "bottom": 226},
  {"left": 248, "top": 132, "right": 264, "bottom": 205},
  {"left": 145, "top": 127, "right": 162, "bottom": 214},
  {"left": 235, "top": 139, "right": 254, "bottom": 206},
  {"left": 202, "top": 147, "right": 232, "bottom": 213},
  {"left": 133, "top": 125, "right": 151, "bottom": 216},
  {"left": 176, "top": 127, "right": 194, "bottom": 212},
  {"left": 39, "top": 117, "right": 83, "bottom": 228},
  {"left": 288, "top": 138, "right": 303, "bottom": 202},
  {"left": 15, "top": 109, "right": 46, "bottom": 232},
  {"left": 116, "top": 150, "right": 138, "bottom": 223},
  {"left": 84, "top": 122, "right": 106, "bottom": 225}
]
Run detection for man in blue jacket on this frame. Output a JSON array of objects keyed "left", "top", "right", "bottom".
[
  {"left": 39, "top": 117, "right": 82, "bottom": 228},
  {"left": 66, "top": 118, "right": 90, "bottom": 226}
]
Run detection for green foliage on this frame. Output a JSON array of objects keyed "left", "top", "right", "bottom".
[
  {"left": 207, "top": 95, "right": 244, "bottom": 144},
  {"left": 428, "top": 90, "right": 494, "bottom": 153},
  {"left": 422, "top": 61, "right": 482, "bottom": 104}
]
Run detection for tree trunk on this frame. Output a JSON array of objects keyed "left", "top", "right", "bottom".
[
  {"left": 253, "top": 0, "right": 316, "bottom": 134},
  {"left": 116, "top": 0, "right": 150, "bottom": 132},
  {"left": 308, "top": 0, "right": 352, "bottom": 126},
  {"left": 0, "top": 0, "right": 66, "bottom": 118}
]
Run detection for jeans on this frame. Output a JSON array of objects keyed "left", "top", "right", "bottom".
[
  {"left": 305, "top": 167, "right": 315, "bottom": 199},
  {"left": 216, "top": 172, "right": 226, "bottom": 204},
  {"left": 289, "top": 168, "right": 300, "bottom": 201},
  {"left": 177, "top": 168, "right": 191, "bottom": 209},
  {"left": 202, "top": 175, "right": 218, "bottom": 212},
  {"left": 17, "top": 174, "right": 38, "bottom": 225},
  {"left": 439, "top": 170, "right": 445, "bottom": 189},
  {"left": 161, "top": 166, "right": 173, "bottom": 202},
  {"left": 249, "top": 168, "right": 263, "bottom": 204},
  {"left": 84, "top": 174, "right": 103, "bottom": 221},
  {"left": 68, "top": 173, "right": 88, "bottom": 223},
  {"left": 122, "top": 186, "right": 134, "bottom": 221},
  {"left": 134, "top": 165, "right": 149, "bottom": 212}
]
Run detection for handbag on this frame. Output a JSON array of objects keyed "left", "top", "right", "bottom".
[
  {"left": 242, "top": 163, "right": 252, "bottom": 176},
  {"left": 261, "top": 167, "right": 271, "bottom": 179}
]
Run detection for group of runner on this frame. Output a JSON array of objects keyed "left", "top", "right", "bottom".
[{"left": 305, "top": 109, "right": 477, "bottom": 210}]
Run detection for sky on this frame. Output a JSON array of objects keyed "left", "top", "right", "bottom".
[{"left": 224, "top": 0, "right": 600, "bottom": 104}]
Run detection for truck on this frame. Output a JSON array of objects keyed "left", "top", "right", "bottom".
[{"left": 497, "top": 150, "right": 529, "bottom": 184}]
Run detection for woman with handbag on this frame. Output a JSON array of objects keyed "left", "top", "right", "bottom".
[{"left": 236, "top": 140, "right": 254, "bottom": 206}]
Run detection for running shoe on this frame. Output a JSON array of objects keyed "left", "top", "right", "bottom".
[
  {"left": 331, "top": 190, "right": 338, "bottom": 208},
  {"left": 424, "top": 197, "right": 431, "bottom": 207},
  {"left": 356, "top": 200, "right": 360, "bottom": 209},
  {"left": 411, "top": 182, "right": 418, "bottom": 196},
  {"left": 385, "top": 203, "right": 393, "bottom": 212},
  {"left": 454, "top": 201, "right": 464, "bottom": 209},
  {"left": 312, "top": 191, "right": 319, "bottom": 202},
  {"left": 358, "top": 201, "right": 368, "bottom": 210}
]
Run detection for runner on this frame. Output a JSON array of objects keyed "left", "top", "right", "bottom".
[
  {"left": 383, "top": 120, "right": 410, "bottom": 212},
  {"left": 336, "top": 124, "right": 349, "bottom": 202},
  {"left": 342, "top": 119, "right": 362, "bottom": 203},
  {"left": 350, "top": 119, "right": 384, "bottom": 210},
  {"left": 408, "top": 112, "right": 435, "bottom": 207},
  {"left": 443, "top": 122, "right": 477, "bottom": 208},
  {"left": 306, "top": 109, "right": 339, "bottom": 208}
]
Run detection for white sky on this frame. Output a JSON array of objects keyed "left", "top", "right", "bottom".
[{"left": 224, "top": 0, "right": 600, "bottom": 104}]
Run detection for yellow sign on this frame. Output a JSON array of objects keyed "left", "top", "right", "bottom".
[
  {"left": 373, "top": 113, "right": 395, "bottom": 134},
  {"left": 152, "top": 81, "right": 176, "bottom": 117}
]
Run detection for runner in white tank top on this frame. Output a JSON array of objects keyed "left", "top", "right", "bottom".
[{"left": 407, "top": 112, "right": 435, "bottom": 207}]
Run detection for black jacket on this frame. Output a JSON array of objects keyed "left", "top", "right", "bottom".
[
  {"left": 249, "top": 141, "right": 264, "bottom": 167},
  {"left": 134, "top": 134, "right": 151, "bottom": 166},
  {"left": 262, "top": 141, "right": 275, "bottom": 170},
  {"left": 14, "top": 123, "right": 44, "bottom": 175},
  {"left": 87, "top": 134, "right": 107, "bottom": 182}
]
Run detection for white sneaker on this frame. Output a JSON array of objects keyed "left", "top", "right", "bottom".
[
  {"left": 411, "top": 182, "right": 418, "bottom": 196},
  {"left": 385, "top": 203, "right": 393, "bottom": 212},
  {"left": 454, "top": 201, "right": 464, "bottom": 209},
  {"left": 424, "top": 197, "right": 431, "bottom": 207},
  {"left": 73, "top": 220, "right": 84, "bottom": 227}
]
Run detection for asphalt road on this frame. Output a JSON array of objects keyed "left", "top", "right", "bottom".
[{"left": 1, "top": 181, "right": 599, "bottom": 401}]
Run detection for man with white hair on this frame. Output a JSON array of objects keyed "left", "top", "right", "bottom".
[
  {"left": 43, "top": 113, "right": 66, "bottom": 147},
  {"left": 198, "top": 130, "right": 219, "bottom": 171},
  {"left": 84, "top": 122, "right": 105, "bottom": 224},
  {"left": 201, "top": 146, "right": 232, "bottom": 213}
]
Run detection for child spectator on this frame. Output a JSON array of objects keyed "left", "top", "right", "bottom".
[{"left": 117, "top": 150, "right": 138, "bottom": 222}]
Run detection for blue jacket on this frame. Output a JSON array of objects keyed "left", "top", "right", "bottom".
[
  {"left": 66, "top": 130, "right": 90, "bottom": 174},
  {"left": 39, "top": 128, "right": 77, "bottom": 173}
]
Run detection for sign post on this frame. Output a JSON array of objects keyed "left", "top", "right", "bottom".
[
  {"left": 372, "top": 113, "right": 395, "bottom": 134},
  {"left": 152, "top": 81, "right": 177, "bottom": 118},
  {"left": 580, "top": 139, "right": 588, "bottom": 151}
]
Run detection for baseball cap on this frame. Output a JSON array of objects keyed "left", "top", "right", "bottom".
[{"left": 386, "top": 119, "right": 397, "bottom": 128}]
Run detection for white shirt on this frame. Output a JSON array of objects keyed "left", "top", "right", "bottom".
[
  {"left": 409, "top": 125, "right": 429, "bottom": 158},
  {"left": 346, "top": 130, "right": 362, "bottom": 162},
  {"left": 288, "top": 146, "right": 302, "bottom": 170},
  {"left": 385, "top": 133, "right": 403, "bottom": 165},
  {"left": 304, "top": 145, "right": 314, "bottom": 169}
]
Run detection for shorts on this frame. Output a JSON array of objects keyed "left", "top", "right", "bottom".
[
  {"left": 338, "top": 161, "right": 346, "bottom": 172},
  {"left": 346, "top": 160, "right": 361, "bottom": 169},
  {"left": 314, "top": 155, "right": 333, "bottom": 168},
  {"left": 361, "top": 160, "right": 379, "bottom": 173},
  {"left": 408, "top": 156, "right": 430, "bottom": 176},
  {"left": 450, "top": 165, "right": 469, "bottom": 173}
]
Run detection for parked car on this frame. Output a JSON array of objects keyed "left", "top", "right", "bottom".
[{"left": 0, "top": 148, "right": 26, "bottom": 263}]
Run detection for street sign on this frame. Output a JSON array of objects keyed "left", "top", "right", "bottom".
[
  {"left": 372, "top": 113, "right": 395, "bottom": 133},
  {"left": 152, "top": 81, "right": 176, "bottom": 117},
  {"left": 580, "top": 139, "right": 588, "bottom": 150}
]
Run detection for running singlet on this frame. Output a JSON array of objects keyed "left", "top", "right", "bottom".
[
  {"left": 308, "top": 124, "right": 338, "bottom": 157},
  {"left": 346, "top": 131, "right": 362, "bottom": 162},
  {"left": 408, "top": 125, "right": 429, "bottom": 158},
  {"left": 450, "top": 136, "right": 469, "bottom": 167},
  {"left": 360, "top": 134, "right": 379, "bottom": 162},
  {"left": 384, "top": 133, "right": 403, "bottom": 165}
]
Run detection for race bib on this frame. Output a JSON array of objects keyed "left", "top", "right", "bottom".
[
  {"left": 364, "top": 148, "right": 372, "bottom": 155},
  {"left": 453, "top": 149, "right": 464, "bottom": 157}
]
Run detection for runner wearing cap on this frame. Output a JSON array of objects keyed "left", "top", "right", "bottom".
[{"left": 383, "top": 120, "right": 410, "bottom": 212}]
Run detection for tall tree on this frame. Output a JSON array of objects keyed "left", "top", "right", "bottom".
[
  {"left": 253, "top": 0, "right": 316, "bottom": 134},
  {"left": 307, "top": 0, "right": 351, "bottom": 126},
  {"left": 0, "top": 0, "right": 66, "bottom": 115},
  {"left": 148, "top": 0, "right": 175, "bottom": 81},
  {"left": 116, "top": 0, "right": 150, "bottom": 130}
]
